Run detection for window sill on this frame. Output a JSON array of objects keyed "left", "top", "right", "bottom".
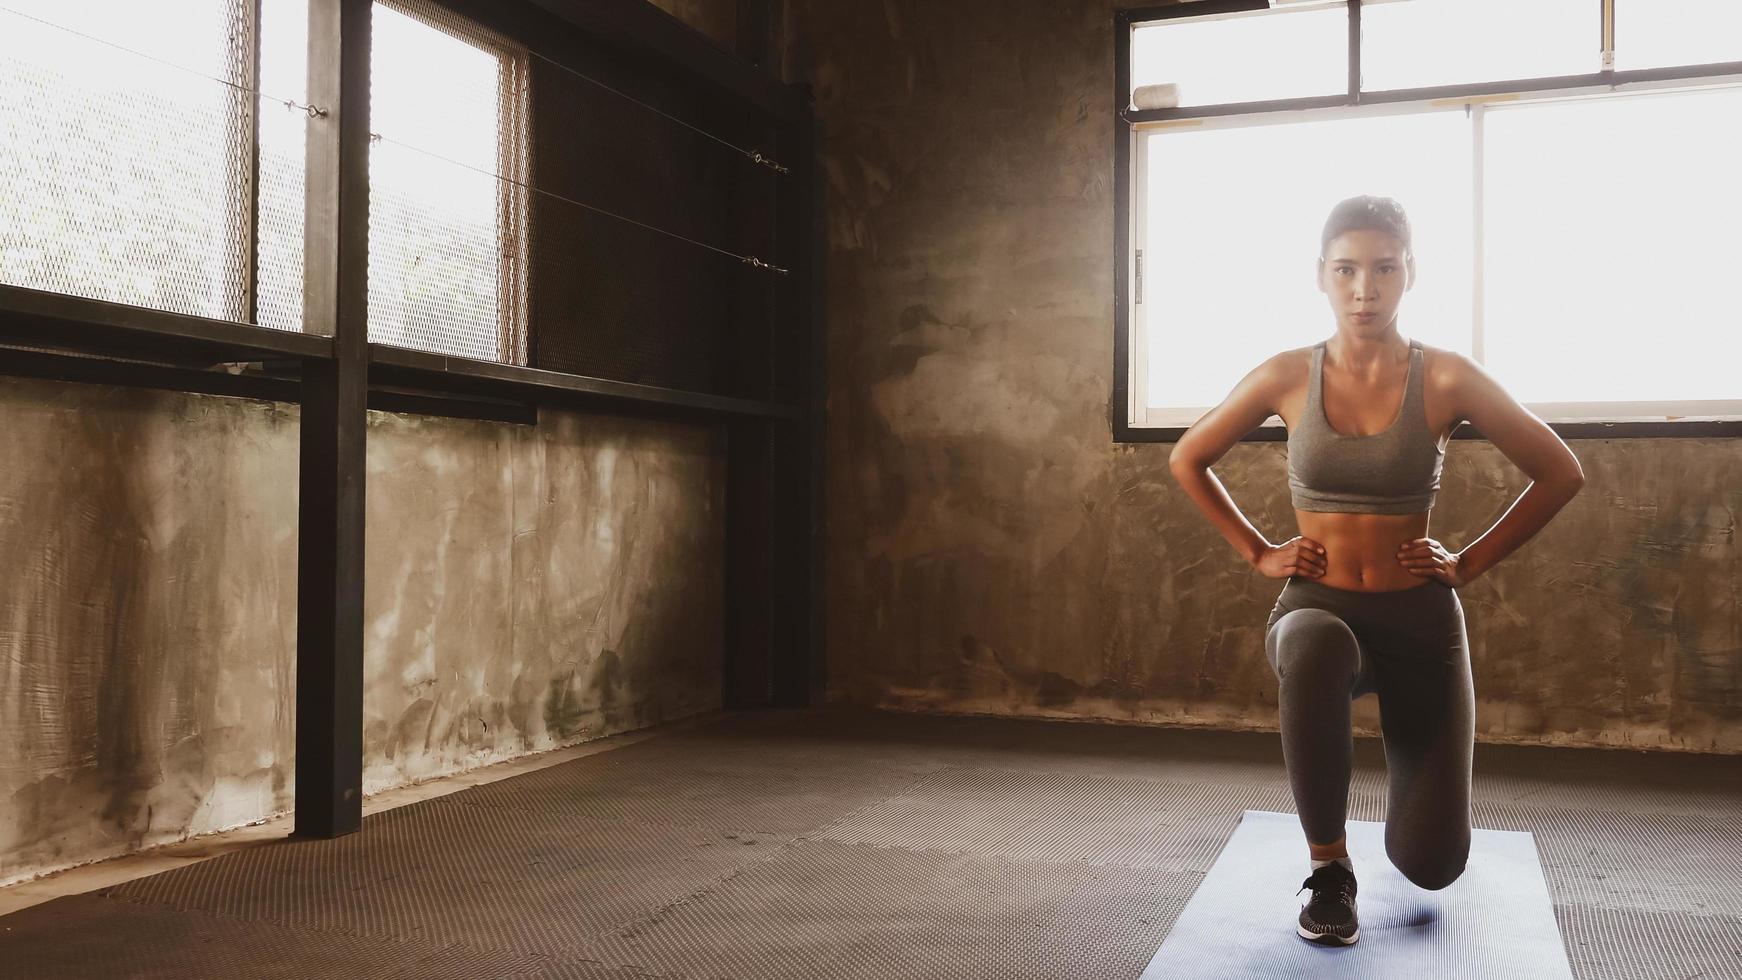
[{"left": 1116, "top": 418, "right": 1742, "bottom": 443}]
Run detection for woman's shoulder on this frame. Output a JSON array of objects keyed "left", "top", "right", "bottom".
[
  {"left": 1263, "top": 343, "right": 1319, "bottom": 367},
  {"left": 1412, "top": 340, "right": 1480, "bottom": 400},
  {"left": 1247, "top": 345, "right": 1318, "bottom": 403},
  {"left": 1263, "top": 344, "right": 1318, "bottom": 378}
]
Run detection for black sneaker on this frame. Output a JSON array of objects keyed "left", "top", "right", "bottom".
[{"left": 1297, "top": 860, "right": 1359, "bottom": 945}]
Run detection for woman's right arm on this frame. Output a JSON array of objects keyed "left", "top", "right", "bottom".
[{"left": 1167, "top": 354, "right": 1324, "bottom": 578}]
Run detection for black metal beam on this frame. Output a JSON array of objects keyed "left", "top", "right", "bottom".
[
  {"left": 0, "top": 348, "right": 301, "bottom": 403},
  {"left": 295, "top": 0, "right": 371, "bottom": 841},
  {"left": 367, "top": 386, "right": 539, "bottom": 425},
  {"left": 0, "top": 284, "right": 333, "bottom": 364},
  {"left": 369, "top": 343, "right": 802, "bottom": 421},
  {"left": 1122, "top": 0, "right": 1266, "bottom": 23}
]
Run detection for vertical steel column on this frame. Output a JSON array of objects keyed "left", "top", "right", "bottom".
[
  {"left": 724, "top": 417, "right": 774, "bottom": 708},
  {"left": 768, "top": 103, "right": 824, "bottom": 707},
  {"left": 297, "top": 0, "right": 371, "bottom": 838},
  {"left": 725, "top": 99, "right": 822, "bottom": 709},
  {"left": 797, "top": 105, "right": 825, "bottom": 705}
]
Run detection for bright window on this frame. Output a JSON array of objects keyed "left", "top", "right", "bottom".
[
  {"left": 0, "top": 0, "right": 529, "bottom": 363},
  {"left": 1126, "top": 2, "right": 1742, "bottom": 429},
  {"left": 368, "top": 0, "right": 529, "bottom": 364},
  {"left": 0, "top": 0, "right": 248, "bottom": 321},
  {"left": 1484, "top": 87, "right": 1742, "bottom": 404},
  {"left": 1614, "top": 0, "right": 1742, "bottom": 71},
  {"left": 1130, "top": 4, "right": 1348, "bottom": 108},
  {"left": 1361, "top": 0, "right": 1595, "bottom": 90}
]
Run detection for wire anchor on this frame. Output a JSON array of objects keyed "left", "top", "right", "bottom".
[
  {"left": 749, "top": 151, "right": 789, "bottom": 174},
  {"left": 742, "top": 256, "right": 789, "bottom": 274}
]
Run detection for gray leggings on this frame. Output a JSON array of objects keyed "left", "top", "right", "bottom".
[{"left": 1265, "top": 576, "right": 1474, "bottom": 891}]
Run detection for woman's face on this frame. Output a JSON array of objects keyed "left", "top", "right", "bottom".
[{"left": 1317, "top": 228, "right": 1415, "bottom": 335}]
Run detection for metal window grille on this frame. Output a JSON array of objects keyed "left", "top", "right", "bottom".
[
  {"left": 366, "top": 0, "right": 530, "bottom": 365},
  {"left": 0, "top": 0, "right": 255, "bottom": 323}
]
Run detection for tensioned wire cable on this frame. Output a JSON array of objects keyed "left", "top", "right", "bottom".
[
  {"left": 526, "top": 47, "right": 789, "bottom": 176},
  {"left": 369, "top": 130, "right": 788, "bottom": 272},
  {"left": 0, "top": 4, "right": 789, "bottom": 274}
]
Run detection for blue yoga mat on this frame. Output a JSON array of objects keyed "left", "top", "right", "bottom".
[{"left": 1138, "top": 810, "right": 1574, "bottom": 979}]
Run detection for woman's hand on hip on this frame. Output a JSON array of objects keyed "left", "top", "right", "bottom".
[
  {"left": 1398, "top": 536, "right": 1470, "bottom": 588},
  {"left": 1254, "top": 536, "right": 1327, "bottom": 580}
]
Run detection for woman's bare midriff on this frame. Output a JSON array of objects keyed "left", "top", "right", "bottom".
[
  {"left": 1295, "top": 509, "right": 1436, "bottom": 592},
  {"left": 1279, "top": 341, "right": 1450, "bottom": 593}
]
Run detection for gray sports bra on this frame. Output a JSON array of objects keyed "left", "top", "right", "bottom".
[{"left": 1287, "top": 338, "right": 1445, "bottom": 514}]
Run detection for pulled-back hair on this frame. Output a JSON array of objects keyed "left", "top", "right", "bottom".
[{"left": 1320, "top": 195, "right": 1412, "bottom": 258}]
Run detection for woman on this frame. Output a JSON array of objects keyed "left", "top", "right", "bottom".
[{"left": 1167, "top": 195, "right": 1585, "bottom": 946}]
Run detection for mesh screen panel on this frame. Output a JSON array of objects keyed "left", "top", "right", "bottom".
[
  {"left": 367, "top": 0, "right": 529, "bottom": 364},
  {"left": 0, "top": 0, "right": 250, "bottom": 322},
  {"left": 255, "top": 0, "right": 311, "bottom": 333}
]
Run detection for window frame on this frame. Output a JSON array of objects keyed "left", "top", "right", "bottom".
[
  {"left": 1113, "top": 0, "right": 1742, "bottom": 443},
  {"left": 366, "top": 0, "right": 532, "bottom": 365}
]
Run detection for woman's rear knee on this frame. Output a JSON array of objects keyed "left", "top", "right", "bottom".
[
  {"left": 1269, "top": 608, "right": 1361, "bottom": 678},
  {"left": 1388, "top": 838, "right": 1470, "bottom": 891}
]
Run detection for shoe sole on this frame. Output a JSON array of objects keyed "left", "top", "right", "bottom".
[{"left": 1297, "top": 922, "right": 1360, "bottom": 945}]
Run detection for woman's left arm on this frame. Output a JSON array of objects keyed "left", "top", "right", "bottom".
[{"left": 1441, "top": 352, "right": 1586, "bottom": 583}]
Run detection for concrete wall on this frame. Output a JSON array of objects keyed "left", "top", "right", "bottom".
[
  {"left": 0, "top": 379, "right": 726, "bottom": 885},
  {"left": 793, "top": 0, "right": 1742, "bottom": 753}
]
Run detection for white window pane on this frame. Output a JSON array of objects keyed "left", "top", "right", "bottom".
[
  {"left": 1141, "top": 111, "right": 1472, "bottom": 415},
  {"left": 369, "top": 1, "right": 505, "bottom": 362},
  {"left": 256, "top": 0, "right": 310, "bottom": 333},
  {"left": 1484, "top": 87, "right": 1742, "bottom": 404},
  {"left": 1614, "top": 0, "right": 1742, "bottom": 71},
  {"left": 1362, "top": 0, "right": 1596, "bottom": 91},
  {"left": 0, "top": 0, "right": 243, "bottom": 320},
  {"left": 1132, "top": 5, "right": 1348, "bottom": 109}
]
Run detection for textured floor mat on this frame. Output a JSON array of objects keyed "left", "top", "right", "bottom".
[
  {"left": 103, "top": 798, "right": 783, "bottom": 959},
  {"left": 451, "top": 748, "right": 924, "bottom": 835},
  {"left": 1553, "top": 902, "right": 1742, "bottom": 980},
  {"left": 0, "top": 894, "right": 554, "bottom": 980},
  {"left": 1472, "top": 800, "right": 1742, "bottom": 915},
  {"left": 581, "top": 837, "right": 1194, "bottom": 980},
  {"left": 814, "top": 766, "right": 1297, "bottom": 868}
]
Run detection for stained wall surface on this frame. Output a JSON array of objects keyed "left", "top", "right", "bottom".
[
  {"left": 0, "top": 379, "right": 726, "bottom": 885},
  {"left": 792, "top": 0, "right": 1741, "bottom": 753}
]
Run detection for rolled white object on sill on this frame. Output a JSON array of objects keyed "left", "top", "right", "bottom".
[{"left": 1132, "top": 82, "right": 1181, "bottom": 110}]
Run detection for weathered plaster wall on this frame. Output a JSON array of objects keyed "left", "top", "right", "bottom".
[
  {"left": 795, "top": 0, "right": 1741, "bottom": 753},
  {"left": 1, "top": 377, "right": 726, "bottom": 885}
]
